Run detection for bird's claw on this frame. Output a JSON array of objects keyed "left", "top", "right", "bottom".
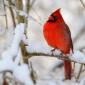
[
  {"left": 58, "top": 52, "right": 63, "bottom": 59},
  {"left": 51, "top": 48, "right": 55, "bottom": 56}
]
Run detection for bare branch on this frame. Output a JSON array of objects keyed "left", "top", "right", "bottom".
[
  {"left": 8, "top": 0, "right": 16, "bottom": 27},
  {"left": 76, "top": 64, "right": 83, "bottom": 81},
  {"left": 23, "top": 52, "right": 85, "bottom": 64},
  {"left": 3, "top": 0, "right": 8, "bottom": 29},
  {"left": 80, "top": 0, "right": 85, "bottom": 9},
  {"left": 6, "top": 0, "right": 15, "bottom": 6}
]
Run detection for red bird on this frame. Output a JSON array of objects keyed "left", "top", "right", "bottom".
[{"left": 43, "top": 8, "right": 73, "bottom": 79}]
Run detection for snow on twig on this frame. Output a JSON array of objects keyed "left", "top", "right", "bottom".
[
  {"left": 19, "top": 10, "right": 42, "bottom": 25},
  {"left": 70, "top": 50, "right": 85, "bottom": 64},
  {"left": 22, "top": 34, "right": 29, "bottom": 46},
  {"left": 0, "top": 23, "right": 34, "bottom": 85},
  {"left": 28, "top": 50, "right": 85, "bottom": 64},
  {"left": 4, "top": 3, "right": 42, "bottom": 26}
]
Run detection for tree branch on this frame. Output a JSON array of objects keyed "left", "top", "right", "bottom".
[
  {"left": 80, "top": 0, "right": 85, "bottom": 9},
  {"left": 3, "top": 0, "right": 8, "bottom": 29},
  {"left": 8, "top": 0, "right": 16, "bottom": 27},
  {"left": 23, "top": 51, "right": 85, "bottom": 65}
]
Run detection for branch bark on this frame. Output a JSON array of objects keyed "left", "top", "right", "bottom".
[
  {"left": 3, "top": 0, "right": 8, "bottom": 29},
  {"left": 16, "top": 0, "right": 30, "bottom": 62},
  {"left": 23, "top": 51, "right": 85, "bottom": 65},
  {"left": 80, "top": 0, "right": 85, "bottom": 9},
  {"left": 8, "top": 0, "right": 16, "bottom": 27}
]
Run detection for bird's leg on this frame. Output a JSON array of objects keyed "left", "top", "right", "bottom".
[
  {"left": 51, "top": 48, "right": 56, "bottom": 55},
  {"left": 58, "top": 52, "right": 63, "bottom": 59}
]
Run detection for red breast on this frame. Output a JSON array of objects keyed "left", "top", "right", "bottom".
[{"left": 43, "top": 8, "right": 73, "bottom": 54}]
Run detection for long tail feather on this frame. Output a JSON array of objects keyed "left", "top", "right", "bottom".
[{"left": 64, "top": 60, "right": 72, "bottom": 79}]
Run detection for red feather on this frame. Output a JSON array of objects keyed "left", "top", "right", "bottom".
[{"left": 43, "top": 8, "right": 73, "bottom": 79}]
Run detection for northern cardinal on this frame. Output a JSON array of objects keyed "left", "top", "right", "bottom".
[{"left": 43, "top": 8, "right": 73, "bottom": 79}]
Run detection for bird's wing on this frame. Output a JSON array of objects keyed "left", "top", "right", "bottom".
[{"left": 64, "top": 24, "right": 73, "bottom": 53}]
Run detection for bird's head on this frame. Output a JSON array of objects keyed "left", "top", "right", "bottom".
[{"left": 47, "top": 8, "right": 64, "bottom": 23}]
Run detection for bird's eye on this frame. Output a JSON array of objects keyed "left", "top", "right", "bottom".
[
  {"left": 54, "top": 16, "right": 58, "bottom": 20},
  {"left": 47, "top": 14, "right": 58, "bottom": 22},
  {"left": 51, "top": 14, "right": 58, "bottom": 21}
]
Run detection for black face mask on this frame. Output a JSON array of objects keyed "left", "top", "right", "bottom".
[{"left": 47, "top": 14, "right": 58, "bottom": 22}]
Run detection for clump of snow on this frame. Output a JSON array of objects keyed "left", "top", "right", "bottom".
[
  {"left": 19, "top": 10, "right": 28, "bottom": 18},
  {"left": 0, "top": 23, "right": 34, "bottom": 85},
  {"left": 14, "top": 48, "right": 22, "bottom": 65},
  {"left": 70, "top": 50, "right": 85, "bottom": 64},
  {"left": 0, "top": 59, "right": 14, "bottom": 72},
  {"left": 22, "top": 34, "right": 29, "bottom": 46},
  {"left": 0, "top": 27, "right": 14, "bottom": 54},
  {"left": 1, "top": 23, "right": 25, "bottom": 60},
  {"left": 13, "top": 63, "right": 34, "bottom": 85}
]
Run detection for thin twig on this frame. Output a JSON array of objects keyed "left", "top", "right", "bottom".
[
  {"left": 24, "top": 0, "right": 30, "bottom": 38},
  {"left": 23, "top": 52, "right": 85, "bottom": 64},
  {"left": 29, "top": 61, "right": 37, "bottom": 84},
  {"left": 76, "top": 64, "right": 83, "bottom": 81},
  {"left": 8, "top": 0, "right": 16, "bottom": 27},
  {"left": 80, "top": 0, "right": 85, "bottom": 9},
  {"left": 6, "top": 0, "right": 15, "bottom": 6},
  {"left": 3, "top": 0, "right": 8, "bottom": 29}
]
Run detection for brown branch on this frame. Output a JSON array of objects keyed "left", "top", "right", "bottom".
[
  {"left": 24, "top": 52, "right": 85, "bottom": 80},
  {"left": 23, "top": 52, "right": 85, "bottom": 64},
  {"left": 24, "top": 0, "right": 30, "bottom": 37},
  {"left": 3, "top": 0, "right": 8, "bottom": 29},
  {"left": 16, "top": 0, "right": 30, "bottom": 62},
  {"left": 6, "top": 0, "right": 15, "bottom": 6},
  {"left": 80, "top": 0, "right": 85, "bottom": 9},
  {"left": 8, "top": 0, "right": 16, "bottom": 27},
  {"left": 76, "top": 64, "right": 83, "bottom": 81}
]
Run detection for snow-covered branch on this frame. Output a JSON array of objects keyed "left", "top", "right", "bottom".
[
  {"left": 0, "top": 23, "right": 34, "bottom": 85},
  {"left": 28, "top": 50, "right": 85, "bottom": 64}
]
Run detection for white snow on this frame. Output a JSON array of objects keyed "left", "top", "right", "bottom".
[
  {"left": 0, "top": 23, "right": 34, "bottom": 85},
  {"left": 1, "top": 0, "right": 85, "bottom": 85},
  {"left": 70, "top": 50, "right": 85, "bottom": 64},
  {"left": 22, "top": 34, "right": 29, "bottom": 46},
  {"left": 0, "top": 22, "right": 84, "bottom": 85},
  {"left": 0, "top": 59, "right": 14, "bottom": 72},
  {"left": 13, "top": 63, "right": 34, "bottom": 85},
  {"left": 19, "top": 10, "right": 42, "bottom": 25},
  {"left": 80, "top": 77, "right": 85, "bottom": 85},
  {"left": 19, "top": 10, "right": 28, "bottom": 18}
]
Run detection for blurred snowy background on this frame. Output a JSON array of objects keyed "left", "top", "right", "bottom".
[{"left": 0, "top": 0, "right": 85, "bottom": 85}]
